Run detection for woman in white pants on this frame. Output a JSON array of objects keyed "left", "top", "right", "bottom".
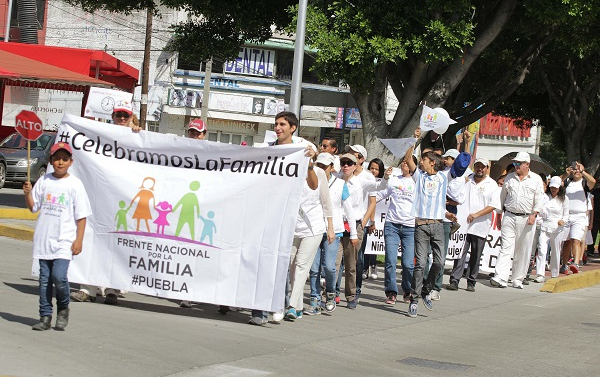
[
  {"left": 536, "top": 176, "right": 569, "bottom": 281},
  {"left": 286, "top": 160, "right": 335, "bottom": 320}
]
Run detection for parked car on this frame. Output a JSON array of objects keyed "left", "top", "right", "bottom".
[
  {"left": 0, "top": 150, "right": 6, "bottom": 189},
  {"left": 0, "top": 131, "right": 57, "bottom": 184}
]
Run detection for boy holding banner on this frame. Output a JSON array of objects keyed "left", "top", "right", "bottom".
[{"left": 24, "top": 142, "right": 92, "bottom": 330}]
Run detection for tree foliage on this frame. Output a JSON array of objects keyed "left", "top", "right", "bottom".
[
  {"left": 301, "top": 0, "right": 600, "bottom": 166},
  {"left": 63, "top": 0, "right": 296, "bottom": 62}
]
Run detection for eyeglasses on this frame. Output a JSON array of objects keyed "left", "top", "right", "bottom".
[
  {"left": 340, "top": 160, "right": 356, "bottom": 166},
  {"left": 513, "top": 162, "right": 523, "bottom": 167},
  {"left": 114, "top": 112, "right": 131, "bottom": 118}
]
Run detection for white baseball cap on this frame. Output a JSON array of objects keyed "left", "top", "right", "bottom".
[
  {"left": 512, "top": 151, "right": 531, "bottom": 163},
  {"left": 474, "top": 157, "right": 489, "bottom": 167},
  {"left": 315, "top": 152, "right": 335, "bottom": 166},
  {"left": 549, "top": 176, "right": 562, "bottom": 188},
  {"left": 442, "top": 149, "right": 459, "bottom": 159},
  {"left": 345, "top": 144, "right": 367, "bottom": 160}
]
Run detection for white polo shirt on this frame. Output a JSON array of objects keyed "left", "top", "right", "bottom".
[{"left": 464, "top": 175, "right": 501, "bottom": 238}]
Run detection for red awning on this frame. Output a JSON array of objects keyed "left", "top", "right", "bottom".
[
  {"left": 0, "top": 50, "right": 114, "bottom": 89},
  {"left": 0, "top": 42, "right": 139, "bottom": 91}
]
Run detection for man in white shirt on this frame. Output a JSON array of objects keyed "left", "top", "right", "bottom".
[
  {"left": 447, "top": 157, "right": 500, "bottom": 292},
  {"left": 490, "top": 152, "right": 545, "bottom": 289}
]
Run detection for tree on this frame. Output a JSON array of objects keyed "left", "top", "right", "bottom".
[
  {"left": 301, "top": 0, "right": 598, "bottom": 164},
  {"left": 64, "top": 0, "right": 297, "bottom": 62}
]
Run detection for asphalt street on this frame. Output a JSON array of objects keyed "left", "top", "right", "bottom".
[
  {"left": 1, "top": 235, "right": 600, "bottom": 377},
  {"left": 0, "top": 185, "right": 26, "bottom": 209}
]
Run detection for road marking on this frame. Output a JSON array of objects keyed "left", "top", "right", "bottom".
[{"left": 166, "top": 365, "right": 272, "bottom": 377}]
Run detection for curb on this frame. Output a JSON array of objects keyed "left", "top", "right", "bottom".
[
  {"left": 0, "top": 208, "right": 37, "bottom": 220},
  {"left": 540, "top": 270, "right": 600, "bottom": 293},
  {"left": 0, "top": 223, "right": 34, "bottom": 241}
]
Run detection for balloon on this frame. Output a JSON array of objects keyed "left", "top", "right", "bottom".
[{"left": 433, "top": 124, "right": 449, "bottom": 134}]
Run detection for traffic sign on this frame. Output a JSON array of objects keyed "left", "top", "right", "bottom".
[{"left": 15, "top": 110, "right": 43, "bottom": 141}]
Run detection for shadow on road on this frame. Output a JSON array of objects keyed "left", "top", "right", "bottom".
[
  {"left": 0, "top": 311, "right": 39, "bottom": 327},
  {"left": 4, "top": 281, "right": 38, "bottom": 296}
]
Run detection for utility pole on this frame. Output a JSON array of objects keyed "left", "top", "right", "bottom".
[
  {"left": 289, "top": 0, "right": 308, "bottom": 127},
  {"left": 201, "top": 59, "right": 212, "bottom": 123},
  {"left": 139, "top": 7, "right": 153, "bottom": 129},
  {"left": 4, "top": 0, "right": 14, "bottom": 42}
]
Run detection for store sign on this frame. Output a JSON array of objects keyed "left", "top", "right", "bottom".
[
  {"left": 209, "top": 119, "right": 258, "bottom": 133},
  {"left": 224, "top": 47, "right": 275, "bottom": 77}
]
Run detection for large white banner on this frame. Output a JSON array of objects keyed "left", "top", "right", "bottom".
[
  {"left": 59, "top": 114, "right": 307, "bottom": 312},
  {"left": 365, "top": 193, "right": 503, "bottom": 273}
]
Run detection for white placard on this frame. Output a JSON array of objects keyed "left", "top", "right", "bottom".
[{"left": 84, "top": 87, "right": 133, "bottom": 120}]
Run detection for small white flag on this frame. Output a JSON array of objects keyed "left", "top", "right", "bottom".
[
  {"left": 380, "top": 137, "right": 417, "bottom": 158},
  {"left": 419, "top": 105, "right": 456, "bottom": 133}
]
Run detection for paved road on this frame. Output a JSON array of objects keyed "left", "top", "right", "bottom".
[
  {"left": 0, "top": 185, "right": 26, "bottom": 209},
  {"left": 1, "top": 235, "right": 600, "bottom": 377}
]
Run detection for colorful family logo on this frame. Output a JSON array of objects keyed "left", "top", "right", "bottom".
[
  {"left": 43, "top": 192, "right": 69, "bottom": 206},
  {"left": 114, "top": 177, "right": 217, "bottom": 245}
]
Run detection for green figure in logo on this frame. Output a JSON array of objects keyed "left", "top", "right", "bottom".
[
  {"left": 173, "top": 181, "right": 201, "bottom": 239},
  {"left": 115, "top": 200, "right": 130, "bottom": 231}
]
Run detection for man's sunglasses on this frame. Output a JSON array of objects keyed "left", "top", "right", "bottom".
[{"left": 340, "top": 160, "right": 356, "bottom": 166}]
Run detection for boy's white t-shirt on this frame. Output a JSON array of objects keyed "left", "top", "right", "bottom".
[{"left": 31, "top": 174, "right": 93, "bottom": 260}]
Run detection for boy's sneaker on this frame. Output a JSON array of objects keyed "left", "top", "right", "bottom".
[
  {"left": 347, "top": 299, "right": 357, "bottom": 309},
  {"left": 272, "top": 311, "right": 284, "bottom": 322},
  {"left": 70, "top": 290, "right": 95, "bottom": 302},
  {"left": 248, "top": 316, "right": 267, "bottom": 326},
  {"left": 421, "top": 293, "right": 433, "bottom": 311},
  {"left": 466, "top": 282, "right": 475, "bottom": 292},
  {"left": 296, "top": 310, "right": 303, "bottom": 319},
  {"left": 104, "top": 293, "right": 119, "bottom": 305},
  {"left": 569, "top": 264, "right": 579, "bottom": 274},
  {"left": 403, "top": 292, "right": 411, "bottom": 303},
  {"left": 325, "top": 293, "right": 336, "bottom": 313},
  {"left": 430, "top": 290, "right": 440, "bottom": 301},
  {"left": 369, "top": 266, "right": 378, "bottom": 280},
  {"left": 446, "top": 281, "right": 458, "bottom": 291},
  {"left": 407, "top": 301, "right": 418, "bottom": 318},
  {"left": 534, "top": 275, "right": 545, "bottom": 283},
  {"left": 305, "top": 298, "right": 321, "bottom": 316},
  {"left": 55, "top": 308, "right": 69, "bottom": 331},
  {"left": 285, "top": 307, "right": 297, "bottom": 320},
  {"left": 179, "top": 300, "right": 193, "bottom": 308},
  {"left": 522, "top": 278, "right": 530, "bottom": 285},
  {"left": 560, "top": 265, "right": 571, "bottom": 274},
  {"left": 385, "top": 293, "right": 397, "bottom": 305},
  {"left": 32, "top": 316, "right": 52, "bottom": 331},
  {"left": 362, "top": 270, "right": 368, "bottom": 280}
]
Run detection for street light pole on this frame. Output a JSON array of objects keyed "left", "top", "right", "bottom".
[
  {"left": 139, "top": 7, "right": 153, "bottom": 130},
  {"left": 289, "top": 0, "right": 308, "bottom": 126},
  {"left": 4, "top": 0, "right": 14, "bottom": 42}
]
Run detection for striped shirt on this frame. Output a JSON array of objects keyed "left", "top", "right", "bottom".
[{"left": 411, "top": 168, "right": 448, "bottom": 220}]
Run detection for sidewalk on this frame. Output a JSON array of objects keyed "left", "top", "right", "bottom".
[{"left": 1, "top": 208, "right": 599, "bottom": 293}]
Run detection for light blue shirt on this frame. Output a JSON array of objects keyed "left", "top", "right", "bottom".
[{"left": 411, "top": 169, "right": 448, "bottom": 220}]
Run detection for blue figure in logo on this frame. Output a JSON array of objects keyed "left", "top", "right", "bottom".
[{"left": 198, "top": 211, "right": 216, "bottom": 245}]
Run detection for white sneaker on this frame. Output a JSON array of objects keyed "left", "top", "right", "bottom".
[
  {"left": 430, "top": 290, "right": 440, "bottom": 301},
  {"left": 534, "top": 275, "right": 545, "bottom": 283},
  {"left": 369, "top": 266, "right": 378, "bottom": 280},
  {"left": 272, "top": 311, "right": 284, "bottom": 322},
  {"left": 512, "top": 280, "right": 524, "bottom": 289}
]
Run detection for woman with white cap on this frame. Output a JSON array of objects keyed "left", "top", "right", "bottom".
[{"left": 536, "top": 176, "right": 570, "bottom": 281}]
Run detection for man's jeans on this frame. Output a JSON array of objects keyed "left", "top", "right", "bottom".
[
  {"left": 383, "top": 222, "right": 415, "bottom": 296},
  {"left": 38, "top": 258, "right": 70, "bottom": 317},
  {"left": 310, "top": 235, "right": 341, "bottom": 302},
  {"left": 356, "top": 226, "right": 370, "bottom": 294},
  {"left": 412, "top": 222, "right": 444, "bottom": 301}
]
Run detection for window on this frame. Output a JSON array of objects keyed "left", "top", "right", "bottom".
[
  {"left": 11, "top": 0, "right": 46, "bottom": 29},
  {"left": 219, "top": 133, "right": 231, "bottom": 144},
  {"left": 207, "top": 132, "right": 218, "bottom": 142},
  {"left": 177, "top": 55, "right": 224, "bottom": 74},
  {"left": 146, "top": 121, "right": 160, "bottom": 133}
]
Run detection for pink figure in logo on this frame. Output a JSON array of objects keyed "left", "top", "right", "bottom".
[{"left": 154, "top": 201, "right": 173, "bottom": 235}]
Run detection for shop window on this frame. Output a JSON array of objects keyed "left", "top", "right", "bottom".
[
  {"left": 207, "top": 132, "right": 218, "bottom": 142},
  {"left": 231, "top": 134, "right": 242, "bottom": 145},
  {"left": 219, "top": 133, "right": 231, "bottom": 144}
]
